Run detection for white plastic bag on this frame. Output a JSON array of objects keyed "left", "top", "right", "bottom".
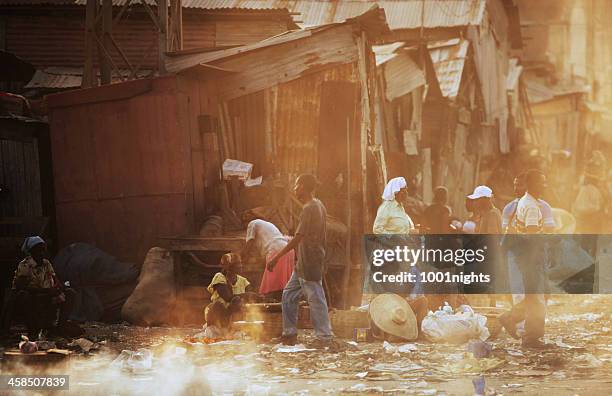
[
  {"left": 111, "top": 348, "right": 153, "bottom": 373},
  {"left": 421, "top": 304, "right": 489, "bottom": 344}
]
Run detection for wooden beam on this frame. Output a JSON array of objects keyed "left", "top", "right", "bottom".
[
  {"left": 169, "top": 0, "right": 183, "bottom": 52},
  {"left": 109, "top": 34, "right": 135, "bottom": 73},
  {"left": 377, "top": 27, "right": 464, "bottom": 45},
  {"left": 46, "top": 78, "right": 153, "bottom": 109},
  {"left": 157, "top": 0, "right": 168, "bottom": 74},
  {"left": 100, "top": 0, "right": 113, "bottom": 85},
  {"left": 113, "top": 0, "right": 132, "bottom": 27},
  {"left": 82, "top": 0, "right": 98, "bottom": 88},
  {"left": 92, "top": 32, "right": 125, "bottom": 83},
  {"left": 356, "top": 31, "right": 372, "bottom": 232}
]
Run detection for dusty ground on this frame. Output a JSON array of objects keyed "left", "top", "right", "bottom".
[{"left": 1, "top": 295, "right": 611, "bottom": 395}]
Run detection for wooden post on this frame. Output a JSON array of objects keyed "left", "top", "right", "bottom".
[
  {"left": 169, "top": 0, "right": 183, "bottom": 51},
  {"left": 158, "top": 0, "right": 168, "bottom": 74},
  {"left": 356, "top": 31, "right": 371, "bottom": 232},
  {"left": 100, "top": 0, "right": 113, "bottom": 84},
  {"left": 82, "top": 0, "right": 98, "bottom": 88},
  {"left": 342, "top": 117, "right": 352, "bottom": 309}
]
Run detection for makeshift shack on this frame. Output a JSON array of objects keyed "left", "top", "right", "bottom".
[{"left": 46, "top": 7, "right": 390, "bottom": 323}]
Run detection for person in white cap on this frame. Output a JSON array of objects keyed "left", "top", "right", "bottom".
[{"left": 467, "top": 185, "right": 502, "bottom": 234}]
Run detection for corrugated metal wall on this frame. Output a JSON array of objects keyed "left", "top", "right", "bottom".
[
  {"left": 223, "top": 62, "right": 358, "bottom": 180},
  {"left": 4, "top": 9, "right": 291, "bottom": 70},
  {"left": 0, "top": 122, "right": 43, "bottom": 218},
  {"left": 48, "top": 76, "right": 193, "bottom": 264}
]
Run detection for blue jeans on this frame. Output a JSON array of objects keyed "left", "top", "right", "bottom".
[
  {"left": 282, "top": 271, "right": 333, "bottom": 339},
  {"left": 506, "top": 241, "right": 547, "bottom": 342}
]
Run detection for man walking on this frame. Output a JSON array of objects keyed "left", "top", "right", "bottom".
[
  {"left": 500, "top": 170, "right": 550, "bottom": 348},
  {"left": 267, "top": 174, "right": 333, "bottom": 346}
]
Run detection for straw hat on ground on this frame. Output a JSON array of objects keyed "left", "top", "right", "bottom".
[{"left": 369, "top": 294, "right": 418, "bottom": 341}]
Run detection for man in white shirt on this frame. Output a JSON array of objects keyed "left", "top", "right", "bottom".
[{"left": 499, "top": 170, "right": 549, "bottom": 348}]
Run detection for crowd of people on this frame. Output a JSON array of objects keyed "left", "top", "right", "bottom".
[{"left": 1, "top": 154, "right": 606, "bottom": 349}]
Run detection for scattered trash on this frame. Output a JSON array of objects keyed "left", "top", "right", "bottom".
[
  {"left": 68, "top": 338, "right": 98, "bottom": 353},
  {"left": 467, "top": 340, "right": 492, "bottom": 358},
  {"left": 382, "top": 341, "right": 417, "bottom": 354},
  {"left": 472, "top": 376, "right": 485, "bottom": 395},
  {"left": 275, "top": 344, "right": 317, "bottom": 353},
  {"left": 441, "top": 357, "right": 504, "bottom": 374},
  {"left": 554, "top": 313, "right": 603, "bottom": 322},
  {"left": 502, "top": 383, "right": 524, "bottom": 388},
  {"left": 513, "top": 369, "right": 552, "bottom": 377},
  {"left": 35, "top": 340, "right": 56, "bottom": 351},
  {"left": 19, "top": 335, "right": 38, "bottom": 354},
  {"left": 355, "top": 372, "right": 368, "bottom": 379},
  {"left": 370, "top": 362, "right": 424, "bottom": 373},
  {"left": 111, "top": 349, "right": 153, "bottom": 373},
  {"left": 346, "top": 383, "right": 384, "bottom": 393},
  {"left": 246, "top": 384, "right": 271, "bottom": 395},
  {"left": 506, "top": 349, "right": 524, "bottom": 357},
  {"left": 421, "top": 304, "right": 490, "bottom": 344},
  {"left": 574, "top": 353, "right": 604, "bottom": 368}
]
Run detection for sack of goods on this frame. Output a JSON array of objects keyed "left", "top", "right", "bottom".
[{"left": 121, "top": 247, "right": 175, "bottom": 326}]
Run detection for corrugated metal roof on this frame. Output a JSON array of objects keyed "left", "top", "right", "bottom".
[
  {"left": 525, "top": 76, "right": 589, "bottom": 104},
  {"left": 24, "top": 67, "right": 151, "bottom": 89},
  {"left": 372, "top": 41, "right": 405, "bottom": 66},
  {"left": 381, "top": 51, "right": 425, "bottom": 101},
  {"left": 0, "top": 0, "right": 288, "bottom": 9},
  {"left": 166, "top": 5, "right": 387, "bottom": 74},
  {"left": 288, "top": 0, "right": 486, "bottom": 29},
  {"left": 428, "top": 38, "right": 469, "bottom": 99},
  {"left": 3, "top": 0, "right": 487, "bottom": 30}
]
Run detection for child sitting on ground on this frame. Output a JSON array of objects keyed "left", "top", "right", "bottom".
[{"left": 203, "top": 253, "right": 258, "bottom": 336}]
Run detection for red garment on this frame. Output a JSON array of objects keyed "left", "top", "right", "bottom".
[{"left": 260, "top": 250, "right": 295, "bottom": 294}]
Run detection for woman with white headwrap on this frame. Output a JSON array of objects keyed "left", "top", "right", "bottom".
[
  {"left": 369, "top": 177, "right": 427, "bottom": 334},
  {"left": 373, "top": 177, "right": 416, "bottom": 235}
]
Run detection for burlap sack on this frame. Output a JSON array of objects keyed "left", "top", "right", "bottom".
[{"left": 121, "top": 247, "right": 175, "bottom": 325}]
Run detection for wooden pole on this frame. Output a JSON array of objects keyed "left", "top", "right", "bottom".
[
  {"left": 158, "top": 0, "right": 168, "bottom": 74},
  {"left": 82, "top": 0, "right": 98, "bottom": 88},
  {"left": 342, "top": 117, "right": 352, "bottom": 309},
  {"left": 169, "top": 0, "right": 183, "bottom": 51},
  {"left": 99, "top": 0, "right": 112, "bottom": 84}
]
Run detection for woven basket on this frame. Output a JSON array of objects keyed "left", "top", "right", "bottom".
[
  {"left": 329, "top": 310, "right": 370, "bottom": 339},
  {"left": 472, "top": 307, "right": 504, "bottom": 339}
]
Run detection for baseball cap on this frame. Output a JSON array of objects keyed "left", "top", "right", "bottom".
[{"left": 467, "top": 185, "right": 493, "bottom": 199}]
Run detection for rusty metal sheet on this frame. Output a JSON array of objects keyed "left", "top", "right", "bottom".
[
  {"left": 382, "top": 52, "right": 425, "bottom": 101},
  {"left": 429, "top": 39, "right": 469, "bottom": 99},
  {"left": 48, "top": 76, "right": 195, "bottom": 263},
  {"left": 24, "top": 67, "right": 152, "bottom": 89},
  {"left": 191, "top": 0, "right": 486, "bottom": 29},
  {"left": 3, "top": 0, "right": 486, "bottom": 31},
  {"left": 5, "top": 8, "right": 288, "bottom": 72},
  {"left": 506, "top": 57, "right": 522, "bottom": 91}
]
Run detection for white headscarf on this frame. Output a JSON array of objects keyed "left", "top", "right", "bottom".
[{"left": 382, "top": 177, "right": 407, "bottom": 201}]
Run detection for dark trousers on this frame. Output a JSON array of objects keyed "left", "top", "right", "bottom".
[
  {"left": 506, "top": 242, "right": 547, "bottom": 342},
  {"left": 1, "top": 288, "right": 75, "bottom": 335}
]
